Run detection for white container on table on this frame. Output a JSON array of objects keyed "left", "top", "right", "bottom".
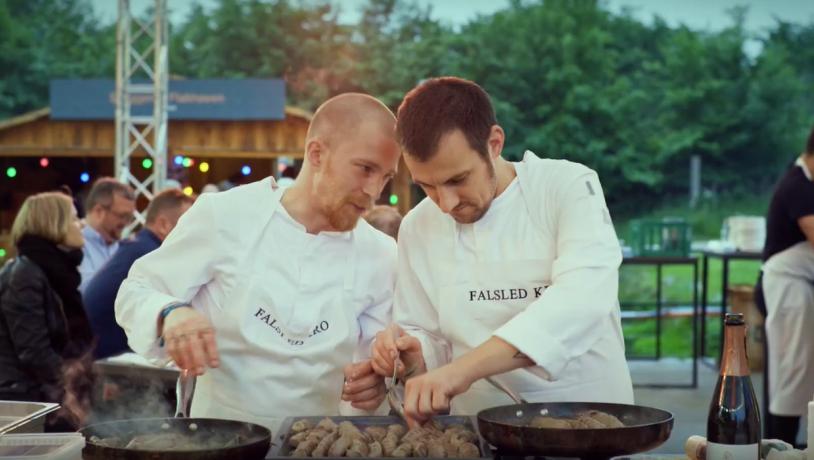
[
  {"left": 725, "top": 216, "right": 765, "bottom": 252},
  {"left": 0, "top": 433, "right": 84, "bottom": 460}
]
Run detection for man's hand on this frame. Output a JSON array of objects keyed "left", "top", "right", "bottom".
[
  {"left": 162, "top": 306, "right": 219, "bottom": 376},
  {"left": 371, "top": 324, "right": 426, "bottom": 379},
  {"left": 402, "top": 362, "right": 471, "bottom": 425},
  {"left": 341, "top": 360, "right": 386, "bottom": 411}
]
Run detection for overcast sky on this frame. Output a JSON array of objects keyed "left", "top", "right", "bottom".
[{"left": 92, "top": 0, "right": 814, "bottom": 32}]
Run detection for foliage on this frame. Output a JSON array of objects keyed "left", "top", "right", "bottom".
[
  {"left": 0, "top": 0, "right": 114, "bottom": 116},
  {"left": 2, "top": 0, "right": 813, "bottom": 214}
]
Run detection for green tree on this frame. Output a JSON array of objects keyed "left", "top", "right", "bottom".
[
  {"left": 0, "top": 0, "right": 114, "bottom": 118},
  {"left": 349, "top": 0, "right": 449, "bottom": 108},
  {"left": 3, "top": 0, "right": 813, "bottom": 218},
  {"left": 170, "top": 0, "right": 357, "bottom": 110}
]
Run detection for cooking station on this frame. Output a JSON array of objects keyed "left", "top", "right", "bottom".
[
  {"left": 75, "top": 399, "right": 673, "bottom": 459},
  {"left": 1, "top": 403, "right": 678, "bottom": 460},
  {"left": 3, "top": 355, "right": 678, "bottom": 460},
  {"left": 76, "top": 411, "right": 675, "bottom": 460}
]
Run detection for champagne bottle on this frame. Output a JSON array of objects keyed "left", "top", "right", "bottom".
[{"left": 706, "top": 313, "right": 761, "bottom": 460}]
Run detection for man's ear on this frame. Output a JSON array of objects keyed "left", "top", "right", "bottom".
[
  {"left": 306, "top": 138, "right": 325, "bottom": 169},
  {"left": 153, "top": 215, "right": 175, "bottom": 240},
  {"left": 487, "top": 125, "right": 505, "bottom": 160},
  {"left": 159, "top": 215, "right": 173, "bottom": 236}
]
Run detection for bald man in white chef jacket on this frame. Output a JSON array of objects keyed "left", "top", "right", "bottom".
[
  {"left": 116, "top": 94, "right": 400, "bottom": 432},
  {"left": 372, "top": 77, "right": 633, "bottom": 424}
]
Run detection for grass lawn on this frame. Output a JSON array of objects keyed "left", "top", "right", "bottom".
[{"left": 620, "top": 256, "right": 762, "bottom": 359}]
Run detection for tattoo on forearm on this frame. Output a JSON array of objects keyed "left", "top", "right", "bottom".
[{"left": 513, "top": 351, "right": 530, "bottom": 360}]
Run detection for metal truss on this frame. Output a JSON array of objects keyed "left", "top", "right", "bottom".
[{"left": 115, "top": 0, "right": 168, "bottom": 231}]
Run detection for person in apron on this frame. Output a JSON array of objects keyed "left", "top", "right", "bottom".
[
  {"left": 757, "top": 134, "right": 814, "bottom": 445},
  {"left": 115, "top": 93, "right": 401, "bottom": 433},
  {"left": 371, "top": 77, "right": 633, "bottom": 424},
  {"left": 762, "top": 242, "right": 814, "bottom": 447}
]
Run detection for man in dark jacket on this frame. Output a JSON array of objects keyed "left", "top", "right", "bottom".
[{"left": 83, "top": 189, "right": 194, "bottom": 359}]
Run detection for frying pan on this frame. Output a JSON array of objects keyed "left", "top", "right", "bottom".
[
  {"left": 477, "top": 402, "right": 673, "bottom": 460},
  {"left": 476, "top": 378, "right": 673, "bottom": 460},
  {"left": 80, "top": 417, "right": 272, "bottom": 460},
  {"left": 80, "top": 370, "right": 271, "bottom": 459}
]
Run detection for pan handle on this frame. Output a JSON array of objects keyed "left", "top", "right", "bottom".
[
  {"left": 175, "top": 369, "right": 197, "bottom": 418},
  {"left": 485, "top": 376, "right": 528, "bottom": 404}
]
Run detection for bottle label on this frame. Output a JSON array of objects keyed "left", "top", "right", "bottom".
[{"left": 707, "top": 441, "right": 759, "bottom": 460}]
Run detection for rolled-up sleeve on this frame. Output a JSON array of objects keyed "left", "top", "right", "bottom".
[
  {"left": 494, "top": 171, "right": 622, "bottom": 379},
  {"left": 393, "top": 224, "right": 452, "bottom": 371},
  {"left": 115, "top": 195, "right": 222, "bottom": 359}
]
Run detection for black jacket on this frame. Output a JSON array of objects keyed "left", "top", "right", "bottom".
[{"left": 0, "top": 256, "right": 69, "bottom": 402}]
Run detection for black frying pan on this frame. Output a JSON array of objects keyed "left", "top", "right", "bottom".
[
  {"left": 477, "top": 402, "right": 674, "bottom": 460},
  {"left": 80, "top": 417, "right": 271, "bottom": 460}
]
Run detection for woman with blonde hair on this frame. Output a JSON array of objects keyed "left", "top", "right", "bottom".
[{"left": 0, "top": 191, "right": 94, "bottom": 429}]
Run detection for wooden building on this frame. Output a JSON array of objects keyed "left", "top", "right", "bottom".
[{"left": 0, "top": 106, "right": 414, "bottom": 253}]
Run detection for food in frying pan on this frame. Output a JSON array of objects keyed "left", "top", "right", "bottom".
[
  {"left": 89, "top": 431, "right": 248, "bottom": 450},
  {"left": 529, "top": 410, "right": 625, "bottom": 429},
  {"left": 285, "top": 418, "right": 481, "bottom": 457}
]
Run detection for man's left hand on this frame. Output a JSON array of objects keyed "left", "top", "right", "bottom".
[
  {"left": 341, "top": 360, "right": 386, "bottom": 411},
  {"left": 403, "top": 362, "right": 472, "bottom": 425}
]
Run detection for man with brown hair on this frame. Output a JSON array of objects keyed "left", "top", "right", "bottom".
[
  {"left": 372, "top": 77, "right": 633, "bottom": 424},
  {"left": 83, "top": 189, "right": 194, "bottom": 359},
  {"left": 79, "top": 177, "right": 136, "bottom": 292}
]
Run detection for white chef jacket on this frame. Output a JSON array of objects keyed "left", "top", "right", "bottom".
[
  {"left": 763, "top": 241, "right": 814, "bottom": 416},
  {"left": 394, "top": 151, "right": 633, "bottom": 413},
  {"left": 115, "top": 177, "right": 397, "bottom": 432}
]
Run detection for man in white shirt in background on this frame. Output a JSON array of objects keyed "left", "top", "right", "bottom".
[
  {"left": 373, "top": 77, "right": 633, "bottom": 424},
  {"left": 115, "top": 93, "right": 400, "bottom": 432},
  {"left": 79, "top": 178, "right": 136, "bottom": 293}
]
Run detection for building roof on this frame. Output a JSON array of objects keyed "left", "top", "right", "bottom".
[{"left": 0, "top": 105, "right": 312, "bottom": 133}]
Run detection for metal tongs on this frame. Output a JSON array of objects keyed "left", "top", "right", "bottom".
[
  {"left": 385, "top": 330, "right": 406, "bottom": 419},
  {"left": 485, "top": 375, "right": 528, "bottom": 404},
  {"left": 175, "top": 368, "right": 197, "bottom": 418},
  {"left": 0, "top": 402, "right": 60, "bottom": 436}
]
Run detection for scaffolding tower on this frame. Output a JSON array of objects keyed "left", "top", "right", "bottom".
[{"left": 115, "top": 0, "right": 169, "bottom": 231}]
